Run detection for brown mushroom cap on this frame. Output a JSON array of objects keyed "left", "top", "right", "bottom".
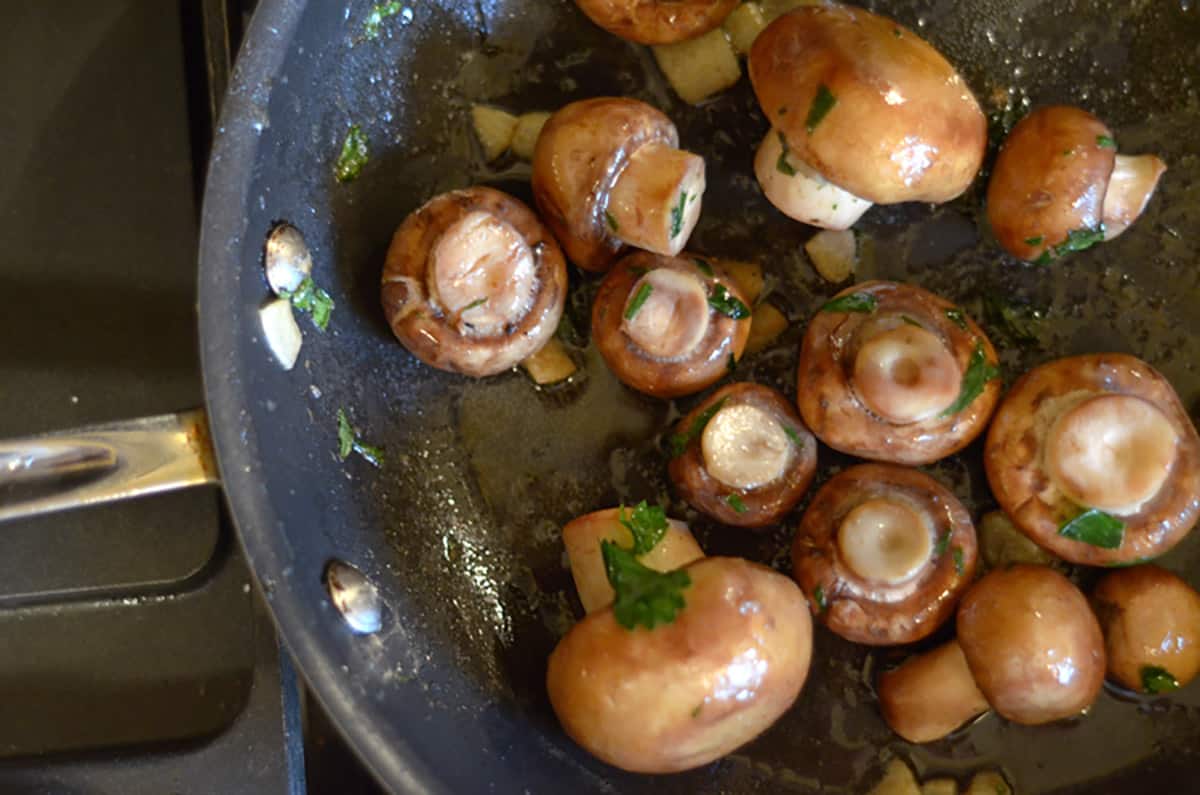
[
  {"left": 797, "top": 281, "right": 1001, "bottom": 465},
  {"left": 381, "top": 186, "right": 567, "bottom": 377},
  {"left": 573, "top": 0, "right": 739, "bottom": 45},
  {"left": 593, "top": 252, "right": 750, "bottom": 398},
  {"left": 1092, "top": 565, "right": 1200, "bottom": 694},
  {"left": 987, "top": 106, "right": 1116, "bottom": 262},
  {"left": 985, "top": 354, "right": 1200, "bottom": 566},
  {"left": 748, "top": 4, "right": 986, "bottom": 205},
  {"left": 546, "top": 556, "right": 813, "bottom": 773},
  {"left": 668, "top": 383, "right": 818, "bottom": 527},
  {"left": 957, "top": 565, "right": 1105, "bottom": 725},
  {"left": 792, "top": 463, "right": 977, "bottom": 646},
  {"left": 878, "top": 640, "right": 990, "bottom": 744}
]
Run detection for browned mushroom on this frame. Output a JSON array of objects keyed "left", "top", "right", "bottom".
[
  {"left": 792, "top": 463, "right": 977, "bottom": 646},
  {"left": 380, "top": 186, "right": 567, "bottom": 377},
  {"left": 985, "top": 354, "right": 1200, "bottom": 566},
  {"left": 987, "top": 106, "right": 1167, "bottom": 262},
  {"left": 748, "top": 4, "right": 986, "bottom": 228},
  {"left": 797, "top": 281, "right": 1001, "bottom": 465},
  {"left": 878, "top": 639, "right": 989, "bottom": 744},
  {"left": 573, "top": 0, "right": 739, "bottom": 45},
  {"left": 1092, "top": 565, "right": 1200, "bottom": 695},
  {"left": 668, "top": 383, "right": 817, "bottom": 527},
  {"left": 547, "top": 556, "right": 812, "bottom": 773},
  {"left": 592, "top": 252, "right": 751, "bottom": 398},
  {"left": 532, "top": 98, "right": 705, "bottom": 271},
  {"left": 957, "top": 565, "right": 1106, "bottom": 726}
]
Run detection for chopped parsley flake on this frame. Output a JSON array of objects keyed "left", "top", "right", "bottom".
[
  {"left": 462, "top": 297, "right": 487, "bottom": 312},
  {"left": 1058, "top": 508, "right": 1125, "bottom": 549},
  {"left": 782, "top": 424, "right": 805, "bottom": 447},
  {"left": 708, "top": 284, "right": 751, "bottom": 319},
  {"left": 940, "top": 341, "right": 1000, "bottom": 417},
  {"left": 776, "top": 130, "right": 797, "bottom": 176},
  {"left": 692, "top": 257, "right": 714, "bottom": 277},
  {"left": 820, "top": 292, "right": 877, "bottom": 314},
  {"left": 726, "top": 494, "right": 748, "bottom": 514},
  {"left": 602, "top": 540, "right": 691, "bottom": 630},
  {"left": 618, "top": 501, "right": 669, "bottom": 555},
  {"left": 624, "top": 283, "right": 653, "bottom": 320},
  {"left": 363, "top": 2, "right": 405, "bottom": 39},
  {"left": 945, "top": 307, "right": 969, "bottom": 330},
  {"left": 806, "top": 84, "right": 838, "bottom": 135},
  {"left": 335, "top": 125, "right": 369, "bottom": 182},
  {"left": 1032, "top": 226, "right": 1107, "bottom": 264},
  {"left": 282, "top": 277, "right": 335, "bottom": 331},
  {"left": 669, "top": 191, "right": 688, "bottom": 239},
  {"left": 669, "top": 398, "right": 728, "bottom": 457},
  {"left": 604, "top": 210, "right": 619, "bottom": 232},
  {"left": 1142, "top": 665, "right": 1180, "bottom": 694},
  {"left": 1097, "top": 135, "right": 1117, "bottom": 149},
  {"left": 901, "top": 315, "right": 923, "bottom": 328},
  {"left": 953, "top": 546, "right": 965, "bottom": 575},
  {"left": 934, "top": 530, "right": 951, "bottom": 557},
  {"left": 813, "top": 585, "right": 827, "bottom": 612},
  {"left": 1024, "top": 235, "right": 1044, "bottom": 246},
  {"left": 336, "top": 408, "right": 384, "bottom": 467}
]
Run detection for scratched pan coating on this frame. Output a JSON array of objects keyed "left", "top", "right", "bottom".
[{"left": 201, "top": 0, "right": 1200, "bottom": 792}]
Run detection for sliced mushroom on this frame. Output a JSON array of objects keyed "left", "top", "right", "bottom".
[
  {"left": 562, "top": 507, "right": 705, "bottom": 614},
  {"left": 1092, "top": 565, "right": 1200, "bottom": 695},
  {"left": 573, "top": 0, "right": 739, "bottom": 45},
  {"left": 985, "top": 354, "right": 1200, "bottom": 565},
  {"left": 792, "top": 463, "right": 977, "bottom": 645},
  {"left": 748, "top": 5, "right": 985, "bottom": 227},
  {"left": 797, "top": 281, "right": 1001, "bottom": 465},
  {"left": 878, "top": 640, "right": 989, "bottom": 744},
  {"left": 547, "top": 556, "right": 813, "bottom": 773},
  {"left": 668, "top": 383, "right": 817, "bottom": 527},
  {"left": 532, "top": 98, "right": 706, "bottom": 271},
  {"left": 593, "top": 252, "right": 751, "bottom": 398},
  {"left": 987, "top": 106, "right": 1167, "bottom": 262},
  {"left": 957, "top": 565, "right": 1105, "bottom": 726},
  {"left": 380, "top": 187, "right": 567, "bottom": 377}
]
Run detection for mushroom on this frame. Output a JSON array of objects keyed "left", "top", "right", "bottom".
[
  {"left": 562, "top": 507, "right": 705, "bottom": 613},
  {"left": 546, "top": 556, "right": 812, "bottom": 773},
  {"left": 792, "top": 463, "right": 977, "bottom": 645},
  {"left": 797, "top": 281, "right": 1001, "bottom": 465},
  {"left": 668, "top": 383, "right": 818, "bottom": 527},
  {"left": 985, "top": 354, "right": 1200, "bottom": 566},
  {"left": 532, "top": 98, "right": 706, "bottom": 271},
  {"left": 1092, "top": 565, "right": 1200, "bottom": 695},
  {"left": 987, "top": 106, "right": 1167, "bottom": 262},
  {"left": 592, "top": 252, "right": 751, "bottom": 398},
  {"left": 957, "top": 564, "right": 1105, "bottom": 726},
  {"left": 748, "top": 4, "right": 986, "bottom": 229},
  {"left": 573, "top": 0, "right": 739, "bottom": 45},
  {"left": 878, "top": 639, "right": 989, "bottom": 744},
  {"left": 380, "top": 186, "right": 567, "bottom": 377}
]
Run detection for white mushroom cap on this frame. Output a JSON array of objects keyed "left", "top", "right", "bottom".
[
  {"left": 837, "top": 498, "right": 933, "bottom": 585},
  {"left": 622, "top": 268, "right": 711, "bottom": 360},
  {"left": 853, "top": 325, "right": 961, "bottom": 424}
]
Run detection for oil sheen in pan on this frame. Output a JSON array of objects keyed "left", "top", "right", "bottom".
[{"left": 340, "top": 0, "right": 1200, "bottom": 792}]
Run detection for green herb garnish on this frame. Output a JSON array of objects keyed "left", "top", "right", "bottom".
[
  {"left": 934, "top": 530, "right": 951, "bottom": 557},
  {"left": 363, "top": 2, "right": 405, "bottom": 39},
  {"left": 604, "top": 210, "right": 619, "bottom": 232},
  {"left": 901, "top": 315, "right": 923, "bottom": 328},
  {"left": 692, "top": 257, "right": 714, "bottom": 277},
  {"left": 1031, "top": 226, "right": 1106, "bottom": 264},
  {"left": 669, "top": 398, "right": 728, "bottom": 457},
  {"left": 618, "top": 501, "right": 669, "bottom": 555},
  {"left": 462, "top": 297, "right": 487, "bottom": 312},
  {"left": 669, "top": 191, "right": 688, "bottom": 239},
  {"left": 282, "top": 277, "right": 335, "bottom": 331},
  {"left": 940, "top": 341, "right": 1000, "bottom": 417},
  {"left": 806, "top": 84, "right": 837, "bottom": 134},
  {"left": 601, "top": 540, "right": 691, "bottom": 630},
  {"left": 944, "top": 307, "right": 969, "bottom": 330},
  {"left": 691, "top": 703, "right": 704, "bottom": 718},
  {"left": 624, "top": 283, "right": 653, "bottom": 320},
  {"left": 1058, "top": 508, "right": 1125, "bottom": 549},
  {"left": 813, "top": 585, "right": 827, "bottom": 612},
  {"left": 726, "top": 494, "right": 748, "bottom": 514},
  {"left": 983, "top": 294, "right": 1045, "bottom": 346},
  {"left": 336, "top": 408, "right": 384, "bottom": 467},
  {"left": 821, "top": 292, "right": 878, "bottom": 314},
  {"left": 1025, "top": 236, "right": 1044, "bottom": 247},
  {"left": 1141, "top": 665, "right": 1180, "bottom": 694},
  {"left": 335, "top": 125, "right": 369, "bottom": 182},
  {"left": 1097, "top": 135, "right": 1117, "bottom": 149},
  {"left": 775, "top": 130, "right": 797, "bottom": 176},
  {"left": 953, "top": 546, "right": 965, "bottom": 576},
  {"left": 782, "top": 424, "right": 805, "bottom": 447},
  {"left": 708, "top": 284, "right": 751, "bottom": 319}
]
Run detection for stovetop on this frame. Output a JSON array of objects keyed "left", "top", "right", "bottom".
[{"left": 0, "top": 2, "right": 379, "bottom": 792}]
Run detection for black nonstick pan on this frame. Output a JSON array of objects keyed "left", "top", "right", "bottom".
[{"left": 10, "top": 0, "right": 1200, "bottom": 792}]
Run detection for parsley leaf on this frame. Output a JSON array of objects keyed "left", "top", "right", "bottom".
[
  {"left": 1059, "top": 508, "right": 1125, "bottom": 549},
  {"left": 934, "top": 530, "right": 951, "bottom": 557},
  {"left": 336, "top": 408, "right": 384, "bottom": 467},
  {"left": 618, "top": 501, "right": 669, "bottom": 556},
  {"left": 953, "top": 546, "right": 965, "bottom": 575},
  {"left": 363, "top": 2, "right": 404, "bottom": 39},
  {"left": 940, "top": 341, "right": 1000, "bottom": 417},
  {"left": 692, "top": 257, "right": 714, "bottom": 277},
  {"left": 901, "top": 315, "right": 923, "bottom": 328},
  {"left": 708, "top": 284, "right": 750, "bottom": 319},
  {"left": 775, "top": 130, "right": 797, "bottom": 176},
  {"left": 1097, "top": 135, "right": 1117, "bottom": 149},
  {"left": 1030, "top": 226, "right": 1106, "bottom": 264},
  {"left": 601, "top": 541, "right": 691, "bottom": 630},
  {"left": 945, "top": 307, "right": 969, "bottom": 330},
  {"left": 1142, "top": 665, "right": 1180, "bottom": 694},
  {"left": 624, "top": 283, "right": 653, "bottom": 320},
  {"left": 670, "top": 191, "right": 688, "bottom": 239},
  {"left": 806, "top": 84, "right": 837, "bottom": 134},
  {"left": 1024, "top": 235, "right": 1044, "bottom": 246},
  {"left": 283, "top": 277, "right": 335, "bottom": 331},
  {"left": 604, "top": 210, "right": 619, "bottom": 232},
  {"left": 821, "top": 292, "right": 877, "bottom": 314},
  {"left": 781, "top": 424, "right": 805, "bottom": 447},
  {"left": 335, "top": 125, "right": 369, "bottom": 182},
  {"left": 812, "top": 585, "right": 827, "bottom": 612},
  {"left": 462, "top": 297, "right": 487, "bottom": 312},
  {"left": 668, "top": 398, "right": 727, "bottom": 457},
  {"left": 982, "top": 294, "right": 1044, "bottom": 347},
  {"left": 726, "top": 494, "right": 748, "bottom": 514}
]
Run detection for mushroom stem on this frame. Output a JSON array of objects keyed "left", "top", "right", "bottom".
[
  {"left": 622, "top": 268, "right": 711, "bottom": 360},
  {"left": 753, "top": 130, "right": 873, "bottom": 230},
  {"left": 608, "top": 142, "right": 706, "bottom": 256},
  {"left": 853, "top": 325, "right": 961, "bottom": 424},
  {"left": 878, "top": 640, "right": 990, "bottom": 744},
  {"left": 1102, "top": 153, "right": 1168, "bottom": 241},
  {"left": 701, "top": 403, "right": 793, "bottom": 490},
  {"left": 837, "top": 498, "right": 933, "bottom": 585}
]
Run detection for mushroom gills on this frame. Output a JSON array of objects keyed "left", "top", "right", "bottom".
[
  {"left": 1102, "top": 153, "right": 1168, "bottom": 241},
  {"left": 428, "top": 210, "right": 538, "bottom": 337},
  {"left": 753, "top": 129, "right": 873, "bottom": 230},
  {"left": 622, "top": 268, "right": 712, "bottom": 360},
  {"left": 701, "top": 402, "right": 793, "bottom": 490},
  {"left": 608, "top": 142, "right": 706, "bottom": 256},
  {"left": 853, "top": 325, "right": 961, "bottom": 424},
  {"left": 1044, "top": 394, "right": 1179, "bottom": 516},
  {"left": 838, "top": 498, "right": 933, "bottom": 585}
]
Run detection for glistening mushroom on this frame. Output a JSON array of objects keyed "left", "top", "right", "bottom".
[{"left": 572, "top": 0, "right": 739, "bottom": 45}]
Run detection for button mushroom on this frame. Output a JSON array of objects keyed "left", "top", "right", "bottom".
[
  {"left": 748, "top": 4, "right": 986, "bottom": 229},
  {"left": 878, "top": 639, "right": 990, "bottom": 744},
  {"left": 792, "top": 463, "right": 977, "bottom": 645},
  {"left": 573, "top": 0, "right": 739, "bottom": 45},
  {"left": 1092, "top": 565, "right": 1200, "bottom": 695},
  {"left": 985, "top": 354, "right": 1200, "bottom": 566},
  {"left": 592, "top": 252, "right": 751, "bottom": 398},
  {"left": 546, "top": 556, "right": 813, "bottom": 773},
  {"left": 987, "top": 106, "right": 1167, "bottom": 263},
  {"left": 532, "top": 98, "right": 706, "bottom": 271},
  {"left": 380, "top": 186, "right": 568, "bottom": 377},
  {"left": 668, "top": 383, "right": 818, "bottom": 527},
  {"left": 957, "top": 564, "right": 1106, "bottom": 726},
  {"left": 797, "top": 281, "right": 1001, "bottom": 465}
]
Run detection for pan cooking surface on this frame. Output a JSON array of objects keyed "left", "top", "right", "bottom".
[{"left": 207, "top": 0, "right": 1200, "bottom": 791}]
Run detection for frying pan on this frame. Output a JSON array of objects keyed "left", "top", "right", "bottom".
[{"left": 3, "top": 0, "right": 1200, "bottom": 791}]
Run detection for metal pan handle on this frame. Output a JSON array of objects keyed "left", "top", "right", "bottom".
[{"left": 0, "top": 409, "right": 219, "bottom": 523}]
